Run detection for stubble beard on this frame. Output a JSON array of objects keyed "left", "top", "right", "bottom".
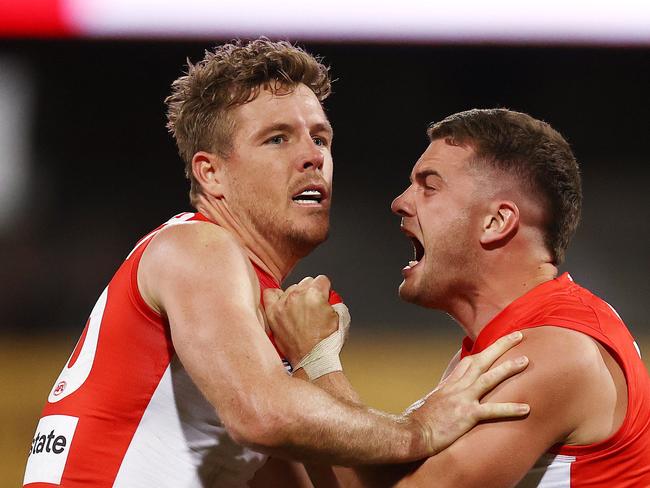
[
  {"left": 243, "top": 200, "right": 330, "bottom": 259},
  {"left": 400, "top": 218, "right": 477, "bottom": 311}
]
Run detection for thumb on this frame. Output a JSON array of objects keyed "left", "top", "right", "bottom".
[{"left": 263, "top": 288, "right": 283, "bottom": 309}]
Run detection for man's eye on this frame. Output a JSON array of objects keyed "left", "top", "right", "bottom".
[
  {"left": 313, "top": 136, "right": 328, "bottom": 147},
  {"left": 420, "top": 183, "right": 437, "bottom": 193},
  {"left": 266, "top": 135, "right": 285, "bottom": 145}
]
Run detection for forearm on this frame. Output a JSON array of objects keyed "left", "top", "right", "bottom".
[
  {"left": 295, "top": 370, "right": 418, "bottom": 488},
  {"left": 294, "top": 369, "right": 398, "bottom": 488},
  {"left": 295, "top": 369, "right": 363, "bottom": 407},
  {"left": 235, "top": 374, "right": 429, "bottom": 467}
]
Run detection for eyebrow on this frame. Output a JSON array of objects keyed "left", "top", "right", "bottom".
[
  {"left": 313, "top": 121, "right": 334, "bottom": 138},
  {"left": 253, "top": 120, "right": 334, "bottom": 140},
  {"left": 254, "top": 123, "right": 293, "bottom": 139},
  {"left": 411, "top": 169, "right": 444, "bottom": 184}
]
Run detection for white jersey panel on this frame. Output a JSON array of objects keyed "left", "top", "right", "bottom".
[
  {"left": 48, "top": 287, "right": 108, "bottom": 403},
  {"left": 517, "top": 453, "right": 575, "bottom": 487},
  {"left": 114, "top": 355, "right": 267, "bottom": 488}
]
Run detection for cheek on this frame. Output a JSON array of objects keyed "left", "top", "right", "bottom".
[{"left": 323, "top": 156, "right": 334, "bottom": 182}]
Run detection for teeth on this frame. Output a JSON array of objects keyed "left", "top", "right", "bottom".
[
  {"left": 293, "top": 189, "right": 323, "bottom": 204},
  {"left": 296, "top": 190, "right": 322, "bottom": 198}
]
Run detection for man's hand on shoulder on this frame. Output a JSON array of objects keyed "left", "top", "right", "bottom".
[
  {"left": 404, "top": 332, "right": 531, "bottom": 456},
  {"left": 392, "top": 326, "right": 627, "bottom": 488}
]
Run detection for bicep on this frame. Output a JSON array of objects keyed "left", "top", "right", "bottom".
[{"left": 140, "top": 224, "right": 289, "bottom": 416}]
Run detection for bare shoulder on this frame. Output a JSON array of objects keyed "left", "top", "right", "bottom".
[
  {"left": 392, "top": 326, "right": 627, "bottom": 487},
  {"left": 487, "top": 326, "right": 614, "bottom": 397},
  {"left": 145, "top": 220, "right": 247, "bottom": 265},
  {"left": 518, "top": 326, "right": 605, "bottom": 373},
  {"left": 139, "top": 221, "right": 259, "bottom": 314},
  {"left": 517, "top": 326, "right": 620, "bottom": 388},
  {"left": 487, "top": 326, "right": 626, "bottom": 444}
]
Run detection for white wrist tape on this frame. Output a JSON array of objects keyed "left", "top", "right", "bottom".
[{"left": 294, "top": 303, "right": 351, "bottom": 381}]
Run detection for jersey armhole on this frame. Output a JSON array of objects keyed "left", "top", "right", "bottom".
[{"left": 127, "top": 235, "right": 164, "bottom": 324}]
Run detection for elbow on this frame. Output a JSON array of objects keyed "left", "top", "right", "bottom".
[{"left": 223, "top": 398, "right": 295, "bottom": 451}]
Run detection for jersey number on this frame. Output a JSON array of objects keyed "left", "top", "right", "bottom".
[{"left": 48, "top": 287, "right": 108, "bottom": 403}]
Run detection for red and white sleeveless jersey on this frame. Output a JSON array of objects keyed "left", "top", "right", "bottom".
[
  {"left": 24, "top": 212, "right": 341, "bottom": 487},
  {"left": 461, "top": 273, "right": 650, "bottom": 487}
]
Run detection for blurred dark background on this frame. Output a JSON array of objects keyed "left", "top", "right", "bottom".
[
  {"left": 0, "top": 40, "right": 648, "bottom": 336},
  {"left": 2, "top": 8, "right": 650, "bottom": 482}
]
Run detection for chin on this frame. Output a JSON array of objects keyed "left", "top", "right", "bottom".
[
  {"left": 399, "top": 281, "right": 440, "bottom": 310},
  {"left": 398, "top": 282, "right": 419, "bottom": 304},
  {"left": 289, "top": 226, "right": 329, "bottom": 257}
]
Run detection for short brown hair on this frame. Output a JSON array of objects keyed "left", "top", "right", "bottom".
[
  {"left": 165, "top": 38, "right": 332, "bottom": 204},
  {"left": 427, "top": 108, "right": 582, "bottom": 264}
]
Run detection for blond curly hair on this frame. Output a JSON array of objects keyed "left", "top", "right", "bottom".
[{"left": 165, "top": 38, "right": 331, "bottom": 204}]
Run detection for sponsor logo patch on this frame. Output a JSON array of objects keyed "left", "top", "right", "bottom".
[
  {"left": 53, "top": 381, "right": 67, "bottom": 397},
  {"left": 23, "top": 415, "right": 78, "bottom": 485}
]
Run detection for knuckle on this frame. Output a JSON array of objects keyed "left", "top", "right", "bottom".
[
  {"left": 286, "top": 292, "right": 300, "bottom": 305},
  {"left": 475, "top": 404, "right": 492, "bottom": 420},
  {"left": 304, "top": 287, "right": 321, "bottom": 303},
  {"left": 315, "top": 274, "right": 330, "bottom": 283},
  {"left": 462, "top": 403, "right": 479, "bottom": 422},
  {"left": 478, "top": 373, "right": 492, "bottom": 389},
  {"left": 492, "top": 362, "right": 512, "bottom": 378}
]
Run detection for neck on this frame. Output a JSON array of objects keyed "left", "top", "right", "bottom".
[
  {"left": 446, "top": 260, "right": 558, "bottom": 341},
  {"left": 195, "top": 195, "right": 298, "bottom": 284}
]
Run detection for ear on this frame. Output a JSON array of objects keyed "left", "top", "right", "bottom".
[
  {"left": 191, "top": 151, "right": 225, "bottom": 198},
  {"left": 480, "top": 200, "right": 520, "bottom": 248}
]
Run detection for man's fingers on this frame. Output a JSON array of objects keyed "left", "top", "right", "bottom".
[
  {"left": 285, "top": 283, "right": 301, "bottom": 296},
  {"left": 443, "top": 356, "right": 473, "bottom": 383},
  {"left": 476, "top": 401, "right": 530, "bottom": 420},
  {"left": 472, "top": 355, "right": 529, "bottom": 396},
  {"left": 263, "top": 288, "right": 283, "bottom": 309},
  {"left": 304, "top": 286, "right": 329, "bottom": 306},
  {"left": 299, "top": 276, "right": 314, "bottom": 285},
  {"left": 461, "top": 331, "right": 524, "bottom": 381},
  {"left": 312, "top": 275, "right": 332, "bottom": 297}
]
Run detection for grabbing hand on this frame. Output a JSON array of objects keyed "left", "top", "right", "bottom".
[
  {"left": 405, "top": 331, "right": 530, "bottom": 455},
  {"left": 264, "top": 276, "right": 349, "bottom": 377}
]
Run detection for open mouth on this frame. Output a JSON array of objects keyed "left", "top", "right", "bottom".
[
  {"left": 408, "top": 235, "right": 425, "bottom": 267},
  {"left": 411, "top": 236, "right": 425, "bottom": 263},
  {"left": 292, "top": 188, "right": 324, "bottom": 205}
]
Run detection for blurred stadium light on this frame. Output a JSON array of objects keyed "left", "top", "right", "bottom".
[
  {"left": 0, "top": 58, "right": 33, "bottom": 231},
  {"left": 1, "top": 0, "right": 650, "bottom": 44}
]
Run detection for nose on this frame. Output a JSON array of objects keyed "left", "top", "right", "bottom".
[
  {"left": 298, "top": 137, "right": 325, "bottom": 172},
  {"left": 391, "top": 186, "right": 414, "bottom": 217}
]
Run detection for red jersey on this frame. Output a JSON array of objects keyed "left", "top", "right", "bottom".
[
  {"left": 461, "top": 273, "right": 650, "bottom": 487},
  {"left": 24, "top": 212, "right": 341, "bottom": 488}
]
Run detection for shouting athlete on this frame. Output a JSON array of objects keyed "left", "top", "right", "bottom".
[{"left": 266, "top": 109, "right": 650, "bottom": 487}]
